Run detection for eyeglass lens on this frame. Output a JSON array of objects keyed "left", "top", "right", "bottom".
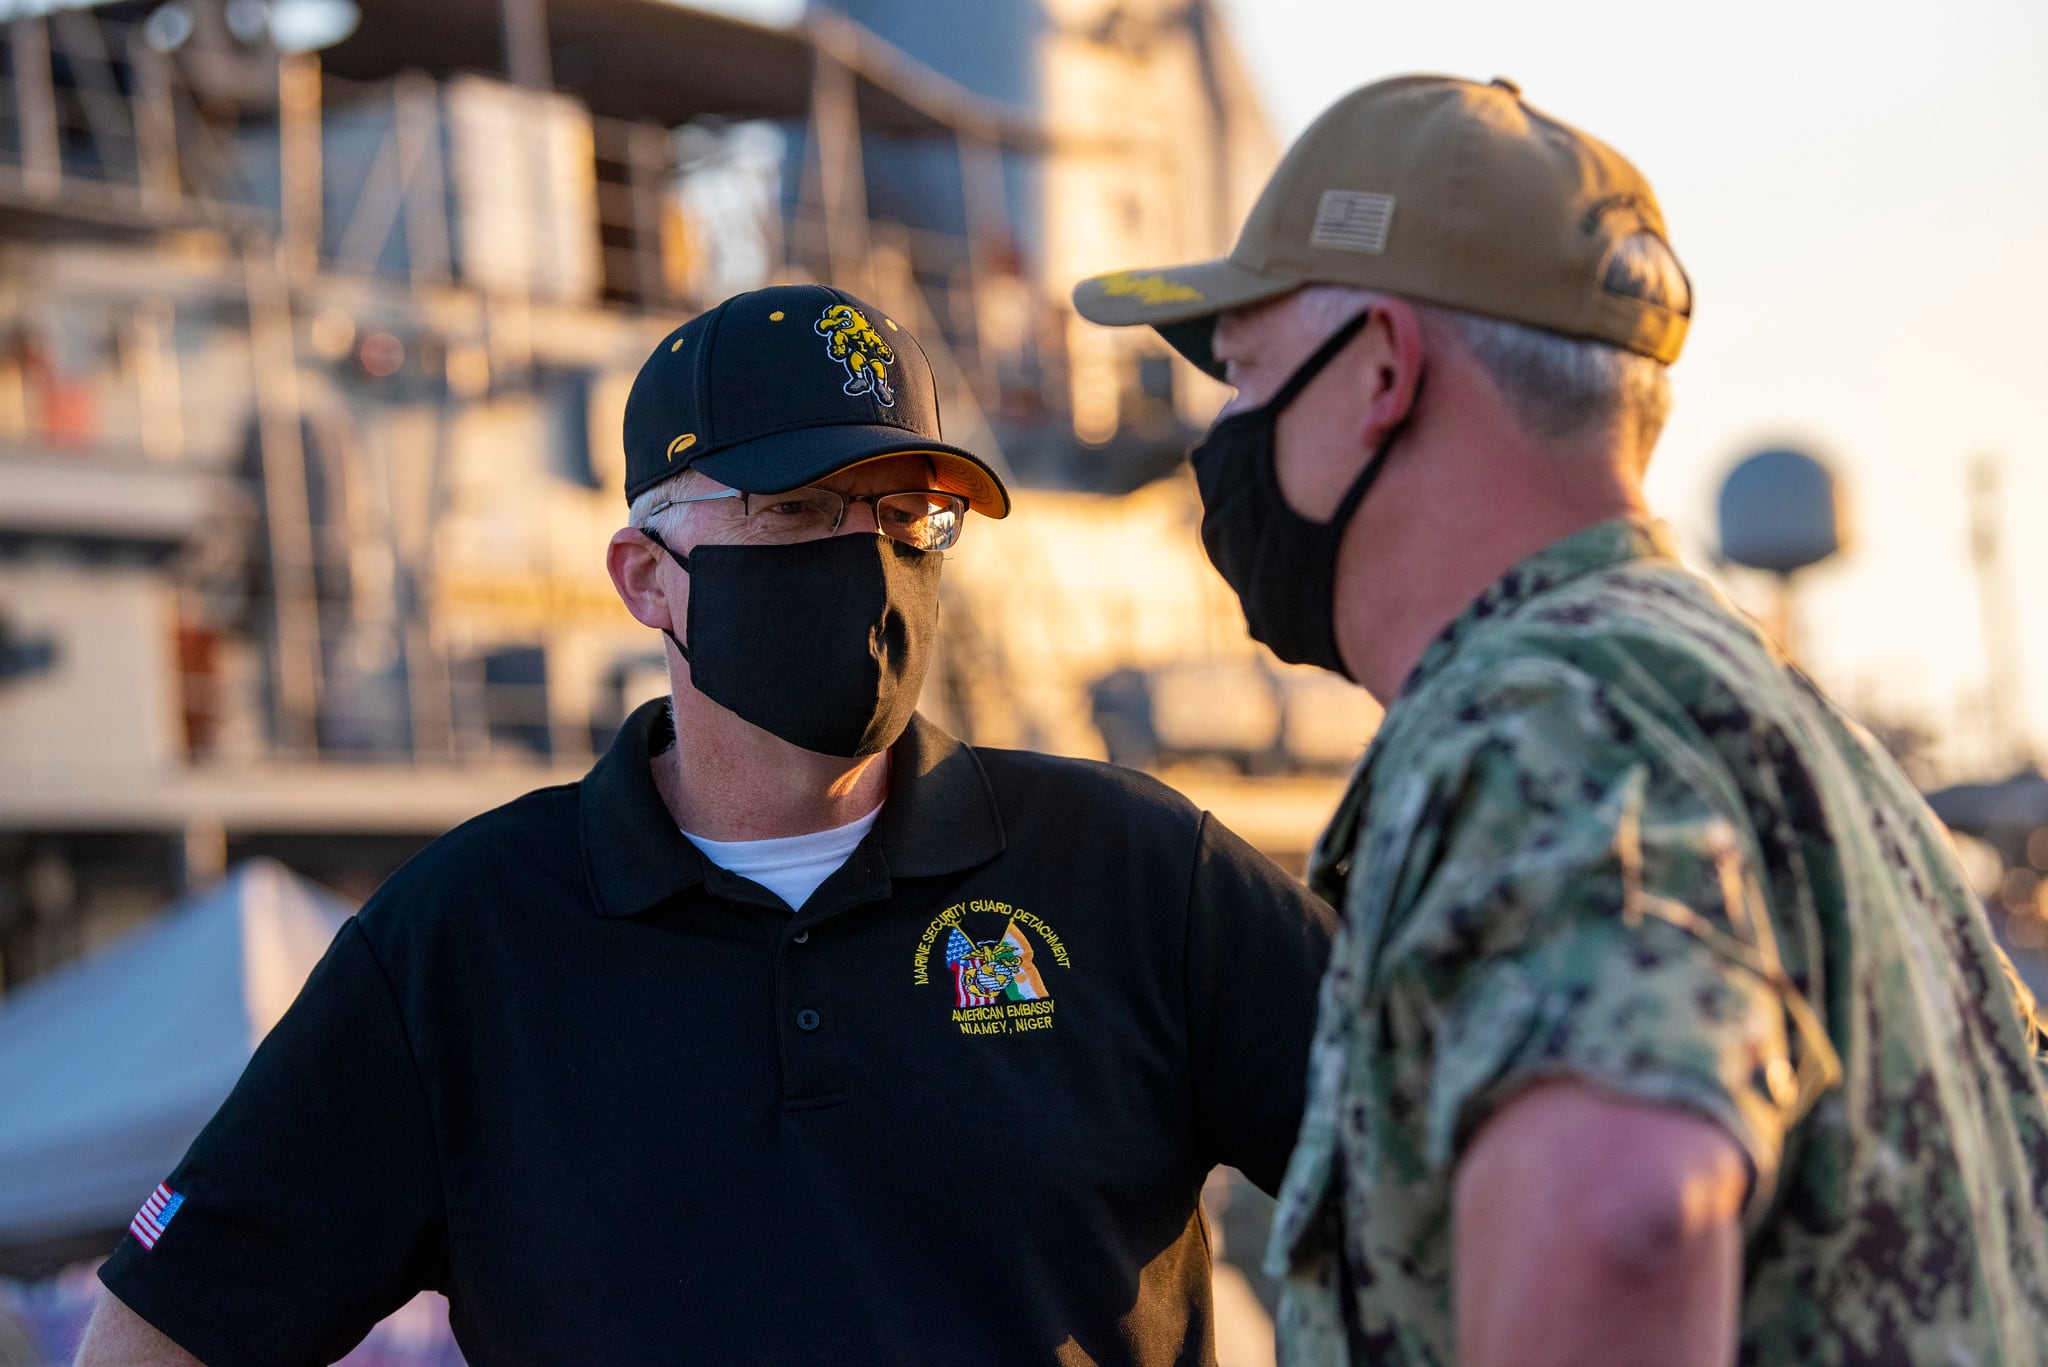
[{"left": 744, "top": 489, "right": 963, "bottom": 551}]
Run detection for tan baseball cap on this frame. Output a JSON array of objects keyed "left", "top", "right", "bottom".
[{"left": 1073, "top": 74, "right": 1692, "bottom": 376}]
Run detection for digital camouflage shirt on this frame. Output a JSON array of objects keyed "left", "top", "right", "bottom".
[{"left": 1267, "top": 519, "right": 2048, "bottom": 1366}]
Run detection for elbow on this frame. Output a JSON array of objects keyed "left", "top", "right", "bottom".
[
  {"left": 1579, "top": 1158, "right": 1740, "bottom": 1284},
  {"left": 1453, "top": 1085, "right": 1750, "bottom": 1366}
]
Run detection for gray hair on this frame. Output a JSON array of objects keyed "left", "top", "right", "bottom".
[
  {"left": 1301, "top": 280, "right": 1675, "bottom": 458},
  {"left": 627, "top": 466, "right": 713, "bottom": 542},
  {"left": 1428, "top": 308, "right": 1673, "bottom": 456}
]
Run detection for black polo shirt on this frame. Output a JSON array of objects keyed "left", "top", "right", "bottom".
[{"left": 101, "top": 700, "right": 1335, "bottom": 1367}]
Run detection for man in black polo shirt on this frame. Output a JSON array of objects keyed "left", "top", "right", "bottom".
[{"left": 80, "top": 284, "right": 1336, "bottom": 1367}]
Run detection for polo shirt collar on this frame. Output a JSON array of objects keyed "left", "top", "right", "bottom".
[
  {"left": 580, "top": 700, "right": 1005, "bottom": 919},
  {"left": 874, "top": 712, "right": 1007, "bottom": 878},
  {"left": 581, "top": 699, "right": 712, "bottom": 919}
]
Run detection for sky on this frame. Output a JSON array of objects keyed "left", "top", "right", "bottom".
[
  {"left": 706, "top": 0, "right": 2048, "bottom": 777},
  {"left": 1209, "top": 0, "right": 2048, "bottom": 778}
]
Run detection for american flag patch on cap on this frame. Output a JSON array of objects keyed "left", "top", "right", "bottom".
[
  {"left": 1310, "top": 189, "right": 1396, "bottom": 253},
  {"left": 129, "top": 1183, "right": 184, "bottom": 1249}
]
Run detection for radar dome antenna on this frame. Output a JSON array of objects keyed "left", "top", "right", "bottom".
[{"left": 1717, "top": 446, "right": 1849, "bottom": 658}]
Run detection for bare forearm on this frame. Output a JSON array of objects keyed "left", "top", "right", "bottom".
[{"left": 73, "top": 1291, "right": 203, "bottom": 1367}]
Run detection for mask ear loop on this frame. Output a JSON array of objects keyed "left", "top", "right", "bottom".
[
  {"left": 1202, "top": 305, "right": 1379, "bottom": 451},
  {"left": 1254, "top": 306, "right": 1416, "bottom": 533},
  {"left": 1244, "top": 306, "right": 1378, "bottom": 521},
  {"left": 1325, "top": 340, "right": 1427, "bottom": 520},
  {"left": 1265, "top": 306, "right": 1376, "bottom": 411},
  {"left": 1323, "top": 359, "right": 1427, "bottom": 533},
  {"left": 640, "top": 526, "right": 693, "bottom": 664},
  {"left": 1277, "top": 308, "right": 1427, "bottom": 681}
]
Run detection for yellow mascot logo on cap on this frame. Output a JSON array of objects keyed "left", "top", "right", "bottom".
[{"left": 815, "top": 303, "right": 896, "bottom": 408}]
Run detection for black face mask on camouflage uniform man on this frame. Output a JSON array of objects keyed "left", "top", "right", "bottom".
[
  {"left": 1073, "top": 74, "right": 1689, "bottom": 687},
  {"left": 1186, "top": 308, "right": 1412, "bottom": 678}
]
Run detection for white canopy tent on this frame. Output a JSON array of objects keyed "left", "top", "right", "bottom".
[{"left": 0, "top": 860, "right": 353, "bottom": 1274}]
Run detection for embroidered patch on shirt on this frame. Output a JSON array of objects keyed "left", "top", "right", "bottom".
[
  {"left": 912, "top": 899, "right": 1070, "bottom": 1036},
  {"left": 129, "top": 1183, "right": 184, "bottom": 1249},
  {"left": 1311, "top": 190, "right": 1396, "bottom": 253}
]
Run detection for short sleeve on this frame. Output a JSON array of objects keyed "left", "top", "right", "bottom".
[
  {"left": 1184, "top": 812, "right": 1339, "bottom": 1193},
  {"left": 98, "top": 919, "right": 445, "bottom": 1367},
  {"left": 1382, "top": 669, "right": 1840, "bottom": 1218}
]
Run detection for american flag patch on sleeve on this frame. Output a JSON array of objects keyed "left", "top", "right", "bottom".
[{"left": 129, "top": 1183, "right": 185, "bottom": 1249}]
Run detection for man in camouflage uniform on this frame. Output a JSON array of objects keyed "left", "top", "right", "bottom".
[{"left": 1077, "top": 75, "right": 2048, "bottom": 1365}]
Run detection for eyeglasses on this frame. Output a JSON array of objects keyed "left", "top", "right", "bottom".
[{"left": 642, "top": 486, "right": 968, "bottom": 551}]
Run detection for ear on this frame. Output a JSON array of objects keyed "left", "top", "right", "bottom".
[
  {"left": 1357, "top": 296, "right": 1427, "bottom": 451},
  {"left": 606, "top": 528, "right": 678, "bottom": 632}
]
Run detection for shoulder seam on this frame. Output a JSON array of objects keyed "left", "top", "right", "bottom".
[{"left": 972, "top": 745, "right": 1202, "bottom": 814}]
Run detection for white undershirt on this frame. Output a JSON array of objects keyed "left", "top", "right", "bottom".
[{"left": 681, "top": 803, "right": 883, "bottom": 911}]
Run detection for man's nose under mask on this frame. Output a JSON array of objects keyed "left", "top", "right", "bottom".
[{"left": 644, "top": 529, "right": 942, "bottom": 758}]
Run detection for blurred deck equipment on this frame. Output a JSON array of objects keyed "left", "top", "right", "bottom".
[
  {"left": 1717, "top": 444, "right": 1848, "bottom": 655},
  {"left": 1927, "top": 764, "right": 2048, "bottom": 987},
  {"left": 1090, "top": 661, "right": 1376, "bottom": 777},
  {"left": 0, "top": 860, "right": 351, "bottom": 1276},
  {"left": 267, "top": 0, "right": 360, "bottom": 54},
  {"left": 0, "top": 0, "right": 1293, "bottom": 985}
]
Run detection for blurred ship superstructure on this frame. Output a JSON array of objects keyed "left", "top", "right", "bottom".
[{"left": 0, "top": 0, "right": 1339, "bottom": 985}]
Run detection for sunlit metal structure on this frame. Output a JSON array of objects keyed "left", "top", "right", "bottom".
[{"left": 0, "top": 0, "right": 1285, "bottom": 984}]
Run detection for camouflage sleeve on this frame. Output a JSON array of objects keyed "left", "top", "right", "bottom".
[{"left": 1381, "top": 662, "right": 1841, "bottom": 1220}]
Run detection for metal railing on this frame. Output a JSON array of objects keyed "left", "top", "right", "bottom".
[
  {"left": 0, "top": 14, "right": 264, "bottom": 229},
  {"left": 0, "top": 4, "right": 1091, "bottom": 780}
]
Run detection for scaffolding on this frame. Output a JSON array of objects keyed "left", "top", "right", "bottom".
[
  {"left": 0, "top": 0, "right": 1279, "bottom": 985},
  {"left": 0, "top": 0, "right": 1038, "bottom": 970}
]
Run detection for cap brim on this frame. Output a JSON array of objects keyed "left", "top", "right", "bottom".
[
  {"left": 1072, "top": 258, "right": 1303, "bottom": 376},
  {"left": 688, "top": 424, "right": 1012, "bottom": 520}
]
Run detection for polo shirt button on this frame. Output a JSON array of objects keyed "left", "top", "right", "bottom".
[
  {"left": 793, "top": 931, "right": 809, "bottom": 944},
  {"left": 795, "top": 1008, "right": 821, "bottom": 1031}
]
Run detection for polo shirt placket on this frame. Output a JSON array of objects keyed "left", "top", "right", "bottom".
[{"left": 101, "top": 698, "right": 1335, "bottom": 1367}]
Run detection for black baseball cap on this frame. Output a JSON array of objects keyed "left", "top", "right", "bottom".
[{"left": 622, "top": 284, "right": 1011, "bottom": 517}]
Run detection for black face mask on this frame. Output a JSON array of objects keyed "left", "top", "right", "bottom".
[
  {"left": 643, "top": 529, "right": 941, "bottom": 758},
  {"left": 1188, "top": 309, "right": 1411, "bottom": 677}
]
